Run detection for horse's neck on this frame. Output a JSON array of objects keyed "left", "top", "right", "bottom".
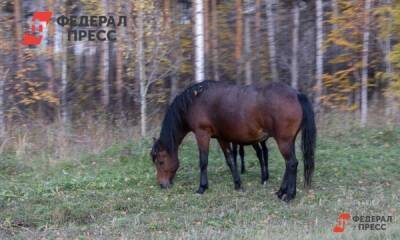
[{"left": 174, "top": 128, "right": 189, "bottom": 151}]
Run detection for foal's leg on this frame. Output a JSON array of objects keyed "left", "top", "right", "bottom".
[
  {"left": 218, "top": 140, "right": 242, "bottom": 190},
  {"left": 261, "top": 141, "right": 269, "bottom": 182},
  {"left": 252, "top": 143, "right": 267, "bottom": 184},
  {"left": 276, "top": 140, "right": 298, "bottom": 202},
  {"left": 232, "top": 143, "right": 238, "bottom": 171},
  {"left": 195, "top": 132, "right": 210, "bottom": 194},
  {"left": 239, "top": 145, "right": 245, "bottom": 173}
]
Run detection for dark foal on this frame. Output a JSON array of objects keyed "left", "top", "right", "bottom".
[
  {"left": 232, "top": 141, "right": 269, "bottom": 184},
  {"left": 151, "top": 80, "right": 316, "bottom": 202}
]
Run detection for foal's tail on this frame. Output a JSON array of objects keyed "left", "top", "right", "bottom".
[{"left": 297, "top": 93, "right": 316, "bottom": 189}]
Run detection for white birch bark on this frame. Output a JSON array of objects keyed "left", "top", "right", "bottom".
[
  {"left": 266, "top": 0, "right": 278, "bottom": 82},
  {"left": 194, "top": 0, "right": 205, "bottom": 82},
  {"left": 314, "top": 0, "right": 324, "bottom": 113},
  {"left": 101, "top": 0, "right": 110, "bottom": 108},
  {"left": 137, "top": 5, "right": 147, "bottom": 137},
  {"left": 360, "top": 0, "right": 371, "bottom": 127},
  {"left": 291, "top": 1, "right": 300, "bottom": 89},
  {"left": 61, "top": 28, "right": 69, "bottom": 125}
]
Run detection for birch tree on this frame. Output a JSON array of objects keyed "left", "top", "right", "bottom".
[
  {"left": 291, "top": 1, "right": 300, "bottom": 89},
  {"left": 194, "top": 0, "right": 205, "bottom": 82},
  {"left": 101, "top": 0, "right": 110, "bottom": 108},
  {"left": 315, "top": 0, "right": 324, "bottom": 113},
  {"left": 360, "top": 0, "right": 372, "bottom": 127},
  {"left": 137, "top": 3, "right": 147, "bottom": 136},
  {"left": 60, "top": 24, "right": 69, "bottom": 125},
  {"left": 266, "top": 0, "right": 278, "bottom": 82},
  {"left": 115, "top": 0, "right": 124, "bottom": 113}
]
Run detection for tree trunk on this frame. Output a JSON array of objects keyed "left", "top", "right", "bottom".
[
  {"left": 204, "top": 0, "right": 210, "bottom": 79},
  {"left": 254, "top": 0, "right": 261, "bottom": 82},
  {"left": 331, "top": 0, "right": 339, "bottom": 31},
  {"left": 163, "top": 0, "right": 171, "bottom": 26},
  {"left": 384, "top": 0, "right": 394, "bottom": 120},
  {"left": 314, "top": 0, "right": 324, "bottom": 113},
  {"left": 235, "top": 0, "right": 243, "bottom": 82},
  {"left": 211, "top": 0, "right": 219, "bottom": 81},
  {"left": 194, "top": 0, "right": 205, "bottom": 83},
  {"left": 291, "top": 1, "right": 300, "bottom": 89},
  {"left": 101, "top": 0, "right": 110, "bottom": 109},
  {"left": 266, "top": 0, "right": 278, "bottom": 82},
  {"left": 0, "top": 68, "right": 8, "bottom": 138},
  {"left": 61, "top": 25, "right": 69, "bottom": 125},
  {"left": 360, "top": 0, "right": 371, "bottom": 127},
  {"left": 14, "top": 0, "right": 23, "bottom": 70},
  {"left": 47, "top": 0, "right": 55, "bottom": 94},
  {"left": 137, "top": 4, "right": 147, "bottom": 136},
  {"left": 115, "top": 0, "right": 123, "bottom": 113},
  {"left": 244, "top": 1, "right": 252, "bottom": 85}
]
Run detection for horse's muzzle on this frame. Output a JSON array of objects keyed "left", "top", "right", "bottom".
[{"left": 159, "top": 181, "right": 171, "bottom": 189}]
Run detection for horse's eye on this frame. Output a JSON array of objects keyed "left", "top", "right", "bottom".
[{"left": 159, "top": 161, "right": 164, "bottom": 165}]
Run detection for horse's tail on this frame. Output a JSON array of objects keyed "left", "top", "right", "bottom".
[{"left": 297, "top": 93, "right": 316, "bottom": 189}]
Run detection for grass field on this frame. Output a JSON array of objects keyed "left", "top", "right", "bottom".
[{"left": 0, "top": 124, "right": 399, "bottom": 239}]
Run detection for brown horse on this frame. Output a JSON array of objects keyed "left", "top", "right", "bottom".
[{"left": 151, "top": 80, "right": 316, "bottom": 202}]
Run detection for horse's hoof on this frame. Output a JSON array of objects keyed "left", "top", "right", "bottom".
[
  {"left": 235, "top": 187, "right": 244, "bottom": 192},
  {"left": 281, "top": 193, "right": 295, "bottom": 202},
  {"left": 196, "top": 186, "right": 207, "bottom": 194},
  {"left": 276, "top": 189, "right": 286, "bottom": 199},
  {"left": 262, "top": 181, "right": 268, "bottom": 187}
]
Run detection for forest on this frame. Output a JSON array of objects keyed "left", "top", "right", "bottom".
[
  {"left": 0, "top": 0, "right": 399, "bottom": 239},
  {"left": 0, "top": 0, "right": 399, "bottom": 136}
]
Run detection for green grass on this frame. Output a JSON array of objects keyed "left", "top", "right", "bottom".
[{"left": 0, "top": 127, "right": 399, "bottom": 239}]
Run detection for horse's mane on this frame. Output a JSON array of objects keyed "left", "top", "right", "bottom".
[{"left": 158, "top": 80, "right": 218, "bottom": 154}]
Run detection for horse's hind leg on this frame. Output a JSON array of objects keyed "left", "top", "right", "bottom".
[
  {"left": 261, "top": 141, "right": 269, "bottom": 182},
  {"left": 252, "top": 143, "right": 267, "bottom": 185},
  {"left": 239, "top": 145, "right": 245, "bottom": 173},
  {"left": 276, "top": 140, "right": 298, "bottom": 202},
  {"left": 218, "top": 140, "right": 242, "bottom": 191}
]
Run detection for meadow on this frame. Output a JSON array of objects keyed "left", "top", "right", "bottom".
[{"left": 0, "top": 117, "right": 399, "bottom": 239}]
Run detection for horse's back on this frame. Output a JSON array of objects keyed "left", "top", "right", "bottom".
[{"left": 186, "top": 81, "right": 302, "bottom": 144}]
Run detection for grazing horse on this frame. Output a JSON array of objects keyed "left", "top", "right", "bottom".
[
  {"left": 151, "top": 80, "right": 316, "bottom": 202},
  {"left": 232, "top": 141, "right": 269, "bottom": 184}
]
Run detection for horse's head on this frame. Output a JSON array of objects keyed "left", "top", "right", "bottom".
[{"left": 150, "top": 138, "right": 179, "bottom": 188}]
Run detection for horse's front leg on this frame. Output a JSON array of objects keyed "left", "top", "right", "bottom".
[
  {"left": 218, "top": 139, "right": 242, "bottom": 191},
  {"left": 195, "top": 131, "right": 210, "bottom": 194}
]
